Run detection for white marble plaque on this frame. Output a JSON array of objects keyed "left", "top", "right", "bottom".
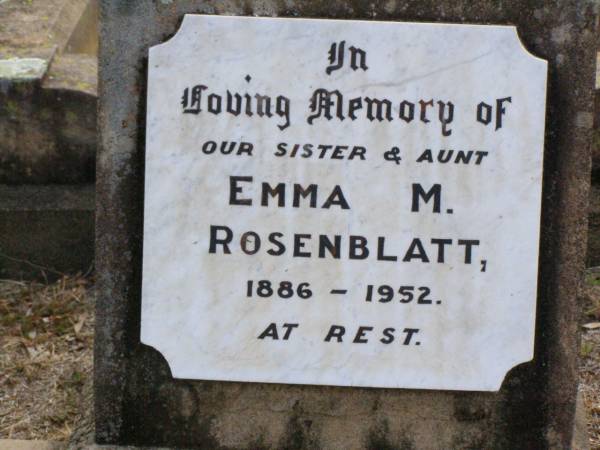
[{"left": 141, "top": 15, "right": 547, "bottom": 391}]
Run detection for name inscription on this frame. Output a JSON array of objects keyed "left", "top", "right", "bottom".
[{"left": 141, "top": 15, "right": 547, "bottom": 391}]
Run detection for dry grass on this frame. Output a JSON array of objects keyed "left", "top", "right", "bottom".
[
  {"left": 582, "top": 269, "right": 600, "bottom": 450},
  {"left": 0, "top": 276, "right": 94, "bottom": 441}
]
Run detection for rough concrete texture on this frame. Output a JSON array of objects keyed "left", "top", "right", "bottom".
[
  {"left": 593, "top": 51, "right": 599, "bottom": 173},
  {"left": 0, "top": 184, "right": 95, "bottom": 280},
  {"left": 572, "top": 390, "right": 591, "bottom": 450},
  {"left": 0, "top": 59, "right": 97, "bottom": 184},
  {"left": 96, "top": 1, "right": 597, "bottom": 448}
]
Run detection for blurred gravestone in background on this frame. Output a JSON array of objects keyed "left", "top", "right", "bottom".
[{"left": 0, "top": 0, "right": 98, "bottom": 280}]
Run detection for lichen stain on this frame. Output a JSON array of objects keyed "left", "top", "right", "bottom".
[
  {"left": 366, "top": 420, "right": 415, "bottom": 450},
  {"left": 551, "top": 24, "right": 573, "bottom": 45},
  {"left": 278, "top": 404, "right": 321, "bottom": 450}
]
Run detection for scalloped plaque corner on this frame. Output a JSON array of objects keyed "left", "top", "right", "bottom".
[{"left": 141, "top": 15, "right": 547, "bottom": 391}]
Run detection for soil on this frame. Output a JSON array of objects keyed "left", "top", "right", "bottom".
[{"left": 0, "top": 276, "right": 94, "bottom": 444}]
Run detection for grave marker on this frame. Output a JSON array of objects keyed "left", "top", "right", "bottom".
[
  {"left": 96, "top": 2, "right": 596, "bottom": 448},
  {"left": 141, "top": 16, "right": 546, "bottom": 392}
]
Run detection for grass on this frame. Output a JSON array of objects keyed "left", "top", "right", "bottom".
[
  {"left": 0, "top": 276, "right": 94, "bottom": 441},
  {"left": 587, "top": 272, "right": 600, "bottom": 287},
  {"left": 581, "top": 269, "right": 600, "bottom": 449},
  {"left": 582, "top": 341, "right": 595, "bottom": 357}
]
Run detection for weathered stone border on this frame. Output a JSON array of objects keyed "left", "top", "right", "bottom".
[{"left": 96, "top": 2, "right": 597, "bottom": 448}]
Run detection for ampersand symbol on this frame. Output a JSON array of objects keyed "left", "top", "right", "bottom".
[{"left": 383, "top": 147, "right": 402, "bottom": 165}]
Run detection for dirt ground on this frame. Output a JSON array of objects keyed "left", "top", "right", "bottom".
[
  {"left": 0, "top": 274, "right": 598, "bottom": 448},
  {"left": 583, "top": 269, "right": 600, "bottom": 449},
  {"left": 0, "top": 276, "right": 94, "bottom": 445}
]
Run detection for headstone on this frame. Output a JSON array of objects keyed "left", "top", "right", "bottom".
[
  {"left": 142, "top": 15, "right": 545, "bottom": 392},
  {"left": 96, "top": 2, "right": 597, "bottom": 449}
]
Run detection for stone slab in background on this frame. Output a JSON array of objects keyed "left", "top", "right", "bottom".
[
  {"left": 0, "top": 62, "right": 97, "bottom": 185},
  {"left": 97, "top": 1, "right": 597, "bottom": 448},
  {"left": 0, "top": 0, "right": 97, "bottom": 185},
  {"left": 0, "top": 184, "right": 94, "bottom": 280},
  {"left": 0, "top": 0, "right": 98, "bottom": 280},
  {"left": 52, "top": 0, "right": 99, "bottom": 56}
]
